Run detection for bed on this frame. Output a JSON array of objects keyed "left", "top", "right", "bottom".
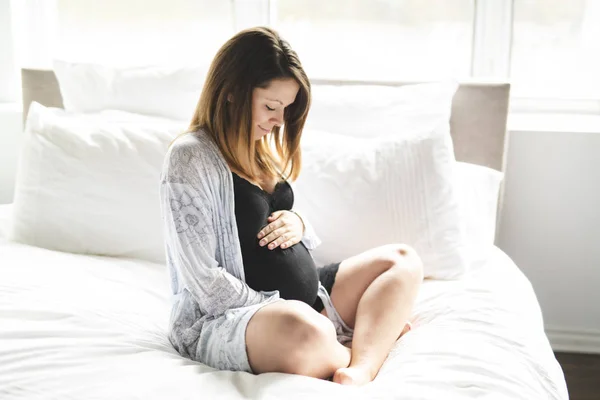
[{"left": 0, "top": 70, "right": 568, "bottom": 399}]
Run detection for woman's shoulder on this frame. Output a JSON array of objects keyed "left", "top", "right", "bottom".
[
  {"left": 169, "top": 129, "right": 212, "bottom": 153},
  {"left": 163, "top": 129, "right": 225, "bottom": 182},
  {"left": 168, "top": 129, "right": 222, "bottom": 163}
]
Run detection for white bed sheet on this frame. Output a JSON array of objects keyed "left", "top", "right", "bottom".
[{"left": 0, "top": 215, "right": 567, "bottom": 399}]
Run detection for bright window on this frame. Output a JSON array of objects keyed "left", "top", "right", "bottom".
[
  {"left": 272, "top": 0, "right": 474, "bottom": 81},
  {"left": 7, "top": 0, "right": 600, "bottom": 106},
  {"left": 54, "top": 0, "right": 234, "bottom": 65},
  {"left": 511, "top": 0, "right": 600, "bottom": 100}
]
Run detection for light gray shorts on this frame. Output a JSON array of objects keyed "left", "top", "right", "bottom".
[{"left": 198, "top": 283, "right": 354, "bottom": 373}]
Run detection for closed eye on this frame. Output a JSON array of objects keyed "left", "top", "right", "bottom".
[{"left": 266, "top": 105, "right": 275, "bottom": 111}]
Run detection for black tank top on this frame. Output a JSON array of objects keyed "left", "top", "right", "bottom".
[{"left": 231, "top": 172, "right": 319, "bottom": 305}]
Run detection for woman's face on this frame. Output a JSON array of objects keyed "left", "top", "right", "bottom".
[{"left": 251, "top": 78, "right": 300, "bottom": 141}]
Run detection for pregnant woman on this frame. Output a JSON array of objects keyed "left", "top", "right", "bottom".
[{"left": 160, "top": 26, "right": 423, "bottom": 385}]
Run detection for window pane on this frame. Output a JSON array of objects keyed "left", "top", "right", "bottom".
[
  {"left": 272, "top": 0, "right": 474, "bottom": 81},
  {"left": 511, "top": 0, "right": 600, "bottom": 99},
  {"left": 56, "top": 0, "right": 234, "bottom": 65}
]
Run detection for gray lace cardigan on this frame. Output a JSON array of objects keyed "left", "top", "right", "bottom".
[{"left": 159, "top": 130, "right": 322, "bottom": 359}]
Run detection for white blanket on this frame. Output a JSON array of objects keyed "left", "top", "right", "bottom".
[{"left": 0, "top": 231, "right": 567, "bottom": 399}]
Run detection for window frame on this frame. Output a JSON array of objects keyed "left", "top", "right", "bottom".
[
  {"left": 503, "top": 0, "right": 600, "bottom": 114},
  {"left": 471, "top": 0, "right": 513, "bottom": 79}
]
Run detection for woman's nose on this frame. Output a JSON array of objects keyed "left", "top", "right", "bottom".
[{"left": 270, "top": 109, "right": 284, "bottom": 125}]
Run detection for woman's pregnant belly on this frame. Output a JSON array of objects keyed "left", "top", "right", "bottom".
[
  {"left": 242, "top": 239, "right": 320, "bottom": 306},
  {"left": 232, "top": 171, "right": 319, "bottom": 306}
]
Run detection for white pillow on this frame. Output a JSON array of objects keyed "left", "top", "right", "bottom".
[
  {"left": 10, "top": 102, "right": 186, "bottom": 263},
  {"left": 53, "top": 60, "right": 207, "bottom": 120},
  {"left": 454, "top": 162, "right": 504, "bottom": 251},
  {"left": 306, "top": 81, "right": 458, "bottom": 137},
  {"left": 294, "top": 96, "right": 469, "bottom": 279}
]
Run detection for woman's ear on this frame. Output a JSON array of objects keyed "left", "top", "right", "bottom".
[{"left": 227, "top": 94, "right": 234, "bottom": 103}]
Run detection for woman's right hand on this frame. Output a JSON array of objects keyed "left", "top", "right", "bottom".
[{"left": 257, "top": 210, "right": 304, "bottom": 250}]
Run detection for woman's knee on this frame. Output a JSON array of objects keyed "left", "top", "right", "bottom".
[
  {"left": 382, "top": 244, "right": 424, "bottom": 284},
  {"left": 247, "top": 300, "right": 339, "bottom": 376},
  {"left": 278, "top": 302, "right": 339, "bottom": 372}
]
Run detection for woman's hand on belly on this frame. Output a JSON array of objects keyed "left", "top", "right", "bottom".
[{"left": 257, "top": 210, "right": 304, "bottom": 250}]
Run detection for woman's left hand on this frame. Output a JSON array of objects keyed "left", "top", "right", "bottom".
[{"left": 257, "top": 210, "right": 305, "bottom": 250}]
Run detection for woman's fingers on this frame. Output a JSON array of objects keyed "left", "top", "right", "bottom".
[
  {"left": 280, "top": 239, "right": 296, "bottom": 249},
  {"left": 268, "top": 233, "right": 288, "bottom": 250},
  {"left": 259, "top": 229, "right": 301, "bottom": 250},
  {"left": 259, "top": 227, "right": 287, "bottom": 248},
  {"left": 257, "top": 211, "right": 304, "bottom": 250},
  {"left": 271, "top": 234, "right": 301, "bottom": 250},
  {"left": 257, "top": 215, "right": 285, "bottom": 240}
]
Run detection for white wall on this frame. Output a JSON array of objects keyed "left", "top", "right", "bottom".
[
  {"left": 0, "top": 106, "right": 22, "bottom": 204},
  {"left": 497, "top": 124, "right": 600, "bottom": 353}
]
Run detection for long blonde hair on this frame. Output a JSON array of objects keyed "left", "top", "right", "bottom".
[{"left": 186, "top": 26, "right": 310, "bottom": 185}]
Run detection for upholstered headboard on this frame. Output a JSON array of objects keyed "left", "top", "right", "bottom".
[{"left": 20, "top": 68, "right": 510, "bottom": 172}]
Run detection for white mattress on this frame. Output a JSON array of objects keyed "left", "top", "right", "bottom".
[{"left": 0, "top": 210, "right": 567, "bottom": 399}]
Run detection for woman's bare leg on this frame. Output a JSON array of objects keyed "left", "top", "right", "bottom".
[
  {"left": 323, "top": 244, "right": 423, "bottom": 385},
  {"left": 246, "top": 300, "right": 351, "bottom": 379}
]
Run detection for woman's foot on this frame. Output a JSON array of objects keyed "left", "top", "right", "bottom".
[
  {"left": 332, "top": 366, "right": 373, "bottom": 386},
  {"left": 332, "top": 322, "right": 412, "bottom": 385}
]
